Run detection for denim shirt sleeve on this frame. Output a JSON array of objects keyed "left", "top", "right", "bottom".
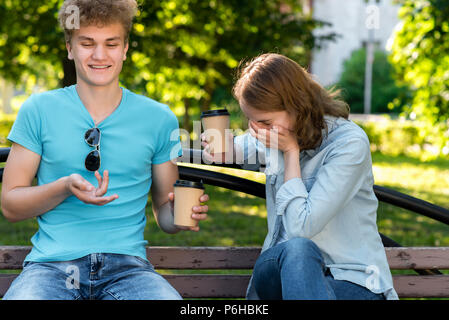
[
  {"left": 234, "top": 132, "right": 266, "bottom": 171},
  {"left": 275, "top": 137, "right": 371, "bottom": 239}
]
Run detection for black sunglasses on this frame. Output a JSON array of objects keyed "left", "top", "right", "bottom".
[{"left": 84, "top": 127, "right": 101, "bottom": 171}]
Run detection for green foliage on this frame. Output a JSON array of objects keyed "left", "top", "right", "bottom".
[
  {"left": 390, "top": 0, "right": 449, "bottom": 157},
  {"left": 0, "top": 0, "right": 64, "bottom": 90},
  {"left": 0, "top": 115, "right": 14, "bottom": 147},
  {"left": 120, "top": 0, "right": 336, "bottom": 129},
  {"left": 355, "top": 117, "right": 449, "bottom": 161},
  {"left": 0, "top": 0, "right": 337, "bottom": 131},
  {"left": 336, "top": 47, "right": 410, "bottom": 114}
]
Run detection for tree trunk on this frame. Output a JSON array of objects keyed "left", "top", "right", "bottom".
[
  {"left": 201, "top": 81, "right": 214, "bottom": 112},
  {"left": 183, "top": 98, "right": 192, "bottom": 133}
]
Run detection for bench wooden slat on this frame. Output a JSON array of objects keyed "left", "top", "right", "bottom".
[
  {"left": 2, "top": 246, "right": 449, "bottom": 270},
  {"left": 164, "top": 275, "right": 251, "bottom": 298},
  {"left": 393, "top": 275, "right": 449, "bottom": 298},
  {"left": 2, "top": 273, "right": 449, "bottom": 298},
  {"left": 147, "top": 246, "right": 261, "bottom": 269},
  {"left": 386, "top": 247, "right": 449, "bottom": 270},
  {"left": 0, "top": 246, "right": 30, "bottom": 270},
  {"left": 0, "top": 246, "right": 261, "bottom": 270},
  {"left": 0, "top": 274, "right": 16, "bottom": 298}
]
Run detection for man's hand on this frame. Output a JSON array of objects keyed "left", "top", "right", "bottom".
[
  {"left": 65, "top": 170, "right": 119, "bottom": 205},
  {"left": 168, "top": 191, "right": 210, "bottom": 232}
]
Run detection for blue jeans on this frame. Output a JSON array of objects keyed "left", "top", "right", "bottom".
[
  {"left": 252, "top": 237, "right": 385, "bottom": 300},
  {"left": 3, "top": 253, "right": 182, "bottom": 300}
]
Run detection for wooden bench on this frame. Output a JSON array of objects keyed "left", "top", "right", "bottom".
[
  {"left": 1, "top": 147, "right": 449, "bottom": 299},
  {"left": 1, "top": 246, "right": 449, "bottom": 298}
]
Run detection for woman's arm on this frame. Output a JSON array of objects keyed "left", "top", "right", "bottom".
[
  {"left": 283, "top": 149, "right": 301, "bottom": 182},
  {"left": 276, "top": 137, "right": 371, "bottom": 239}
]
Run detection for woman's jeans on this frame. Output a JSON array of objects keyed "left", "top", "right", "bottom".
[
  {"left": 3, "top": 253, "right": 182, "bottom": 300},
  {"left": 252, "top": 237, "right": 385, "bottom": 300}
]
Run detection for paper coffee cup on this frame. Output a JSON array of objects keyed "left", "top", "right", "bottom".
[
  {"left": 201, "top": 109, "right": 230, "bottom": 154},
  {"left": 173, "top": 180, "right": 205, "bottom": 228}
]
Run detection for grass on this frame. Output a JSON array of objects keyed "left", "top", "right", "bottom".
[{"left": 372, "top": 152, "right": 449, "bottom": 247}]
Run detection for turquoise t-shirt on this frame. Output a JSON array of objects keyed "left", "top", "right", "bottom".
[{"left": 7, "top": 85, "right": 182, "bottom": 262}]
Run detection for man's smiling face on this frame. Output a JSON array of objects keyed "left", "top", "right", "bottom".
[{"left": 66, "top": 23, "right": 129, "bottom": 87}]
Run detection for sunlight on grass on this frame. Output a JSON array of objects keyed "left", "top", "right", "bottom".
[
  {"left": 372, "top": 162, "right": 449, "bottom": 207},
  {"left": 217, "top": 204, "right": 266, "bottom": 218},
  {"left": 371, "top": 152, "right": 449, "bottom": 247},
  {"left": 219, "top": 237, "right": 235, "bottom": 246}
]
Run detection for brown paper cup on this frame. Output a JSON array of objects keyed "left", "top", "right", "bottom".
[
  {"left": 173, "top": 180, "right": 205, "bottom": 228},
  {"left": 201, "top": 109, "right": 230, "bottom": 154}
]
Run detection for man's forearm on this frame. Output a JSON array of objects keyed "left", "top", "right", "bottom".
[
  {"left": 2, "top": 176, "right": 71, "bottom": 223},
  {"left": 153, "top": 201, "right": 180, "bottom": 234}
]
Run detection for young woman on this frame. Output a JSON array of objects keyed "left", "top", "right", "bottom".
[{"left": 203, "top": 53, "right": 398, "bottom": 300}]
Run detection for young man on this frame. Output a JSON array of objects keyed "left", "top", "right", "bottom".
[{"left": 1, "top": 0, "right": 209, "bottom": 300}]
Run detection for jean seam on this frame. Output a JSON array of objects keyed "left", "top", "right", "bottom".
[
  {"left": 322, "top": 265, "right": 336, "bottom": 299},
  {"left": 255, "top": 258, "right": 280, "bottom": 278},
  {"left": 134, "top": 256, "right": 154, "bottom": 269},
  {"left": 5, "top": 262, "right": 84, "bottom": 300},
  {"left": 324, "top": 274, "right": 335, "bottom": 299},
  {"left": 103, "top": 289, "right": 122, "bottom": 300},
  {"left": 253, "top": 257, "right": 282, "bottom": 299},
  {"left": 24, "top": 261, "right": 79, "bottom": 284}
]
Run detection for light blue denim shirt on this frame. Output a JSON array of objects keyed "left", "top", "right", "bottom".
[{"left": 234, "top": 115, "right": 398, "bottom": 300}]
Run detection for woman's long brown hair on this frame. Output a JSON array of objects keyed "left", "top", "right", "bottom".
[{"left": 233, "top": 53, "right": 350, "bottom": 150}]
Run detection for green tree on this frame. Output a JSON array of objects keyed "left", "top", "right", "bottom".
[
  {"left": 121, "top": 0, "right": 336, "bottom": 131},
  {"left": 390, "top": 0, "right": 449, "bottom": 157},
  {"left": 337, "top": 47, "right": 410, "bottom": 114},
  {"left": 0, "top": 0, "right": 65, "bottom": 90},
  {"left": 0, "top": 0, "right": 336, "bottom": 131}
]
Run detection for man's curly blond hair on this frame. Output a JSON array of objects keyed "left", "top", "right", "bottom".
[{"left": 58, "top": 0, "right": 138, "bottom": 43}]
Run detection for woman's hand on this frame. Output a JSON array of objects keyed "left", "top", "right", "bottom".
[
  {"left": 168, "top": 192, "right": 209, "bottom": 232},
  {"left": 200, "top": 132, "right": 234, "bottom": 163},
  {"left": 65, "top": 170, "right": 119, "bottom": 205},
  {"left": 248, "top": 120, "right": 299, "bottom": 154}
]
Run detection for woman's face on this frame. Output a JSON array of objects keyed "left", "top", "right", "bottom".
[{"left": 239, "top": 100, "right": 295, "bottom": 132}]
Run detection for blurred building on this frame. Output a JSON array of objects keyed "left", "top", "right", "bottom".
[{"left": 309, "top": 0, "right": 400, "bottom": 86}]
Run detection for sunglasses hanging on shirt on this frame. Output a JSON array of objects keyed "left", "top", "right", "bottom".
[{"left": 84, "top": 127, "right": 101, "bottom": 172}]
